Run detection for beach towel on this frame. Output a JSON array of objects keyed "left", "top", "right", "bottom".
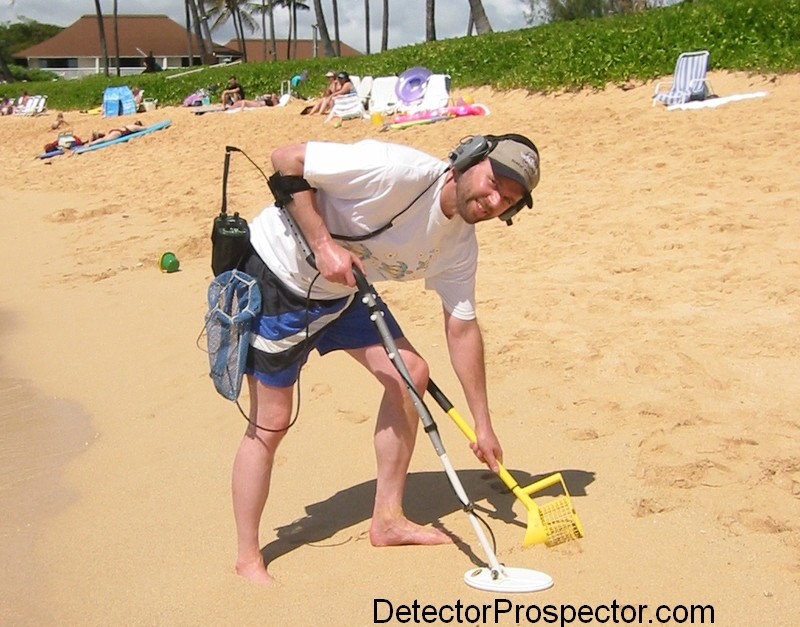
[{"left": 667, "top": 91, "right": 767, "bottom": 111}]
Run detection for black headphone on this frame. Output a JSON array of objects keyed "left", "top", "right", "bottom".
[{"left": 448, "top": 133, "right": 539, "bottom": 225}]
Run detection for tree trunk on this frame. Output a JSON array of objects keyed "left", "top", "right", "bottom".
[
  {"left": 312, "top": 0, "right": 336, "bottom": 58},
  {"left": 381, "top": 0, "right": 389, "bottom": 52},
  {"left": 268, "top": 1, "right": 277, "bottom": 61},
  {"left": 186, "top": 0, "right": 208, "bottom": 64},
  {"left": 261, "top": 0, "right": 267, "bottom": 61},
  {"left": 426, "top": 0, "right": 436, "bottom": 41},
  {"left": 113, "top": 0, "right": 120, "bottom": 76},
  {"left": 185, "top": 0, "right": 195, "bottom": 65},
  {"left": 332, "top": 0, "right": 341, "bottom": 56},
  {"left": 235, "top": 2, "right": 248, "bottom": 62},
  {"left": 363, "top": 0, "right": 370, "bottom": 54},
  {"left": 292, "top": 3, "right": 298, "bottom": 60},
  {"left": 93, "top": 0, "right": 110, "bottom": 77},
  {"left": 466, "top": 0, "right": 493, "bottom": 34},
  {"left": 194, "top": 0, "right": 214, "bottom": 62}
]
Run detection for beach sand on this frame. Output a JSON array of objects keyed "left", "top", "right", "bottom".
[{"left": 0, "top": 71, "right": 798, "bottom": 625}]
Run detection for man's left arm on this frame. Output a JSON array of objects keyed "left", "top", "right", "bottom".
[{"left": 443, "top": 310, "right": 503, "bottom": 472}]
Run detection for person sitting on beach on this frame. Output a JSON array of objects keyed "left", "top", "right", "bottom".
[
  {"left": 221, "top": 76, "right": 246, "bottom": 109},
  {"left": 226, "top": 93, "right": 281, "bottom": 111},
  {"left": 82, "top": 120, "right": 144, "bottom": 147},
  {"left": 301, "top": 71, "right": 337, "bottom": 115},
  {"left": 0, "top": 97, "right": 14, "bottom": 115},
  {"left": 50, "top": 112, "right": 67, "bottom": 130},
  {"left": 312, "top": 71, "right": 356, "bottom": 115},
  {"left": 131, "top": 87, "right": 144, "bottom": 112},
  {"left": 142, "top": 51, "right": 160, "bottom": 73}
]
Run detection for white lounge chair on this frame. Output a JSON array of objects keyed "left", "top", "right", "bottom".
[
  {"left": 397, "top": 74, "right": 451, "bottom": 114},
  {"left": 653, "top": 50, "right": 715, "bottom": 107},
  {"left": 368, "top": 76, "right": 400, "bottom": 115},
  {"left": 356, "top": 76, "right": 374, "bottom": 108}
]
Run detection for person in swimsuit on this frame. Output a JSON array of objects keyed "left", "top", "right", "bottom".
[{"left": 82, "top": 120, "right": 144, "bottom": 147}]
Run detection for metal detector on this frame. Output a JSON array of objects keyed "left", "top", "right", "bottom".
[{"left": 279, "top": 206, "right": 553, "bottom": 593}]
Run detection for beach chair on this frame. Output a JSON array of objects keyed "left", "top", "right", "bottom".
[
  {"left": 31, "top": 95, "right": 48, "bottom": 116},
  {"left": 13, "top": 96, "right": 37, "bottom": 116},
  {"left": 325, "top": 92, "right": 367, "bottom": 124},
  {"left": 652, "top": 50, "right": 715, "bottom": 107},
  {"left": 397, "top": 74, "right": 451, "bottom": 114},
  {"left": 356, "top": 75, "right": 374, "bottom": 108},
  {"left": 368, "top": 76, "right": 400, "bottom": 115}
]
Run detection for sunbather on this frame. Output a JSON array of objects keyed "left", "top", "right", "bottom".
[
  {"left": 226, "top": 93, "right": 281, "bottom": 111},
  {"left": 82, "top": 120, "right": 144, "bottom": 147}
]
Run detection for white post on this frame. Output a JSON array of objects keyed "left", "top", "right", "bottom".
[{"left": 312, "top": 24, "right": 319, "bottom": 58}]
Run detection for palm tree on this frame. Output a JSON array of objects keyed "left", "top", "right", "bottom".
[
  {"left": 381, "top": 0, "right": 389, "bottom": 52},
  {"left": 275, "top": 0, "right": 310, "bottom": 60},
  {"left": 425, "top": 0, "right": 436, "bottom": 42},
  {"left": 113, "top": 0, "right": 120, "bottom": 76},
  {"left": 331, "top": 0, "right": 340, "bottom": 56},
  {"left": 205, "top": 0, "right": 260, "bottom": 62},
  {"left": 311, "top": 0, "right": 335, "bottom": 58},
  {"left": 364, "top": 0, "right": 370, "bottom": 54},
  {"left": 93, "top": 0, "right": 110, "bottom": 77},
  {"left": 266, "top": 0, "right": 278, "bottom": 60},
  {"left": 185, "top": 0, "right": 196, "bottom": 64},
  {"left": 467, "top": 0, "right": 493, "bottom": 34},
  {"left": 195, "top": 0, "right": 215, "bottom": 60}
]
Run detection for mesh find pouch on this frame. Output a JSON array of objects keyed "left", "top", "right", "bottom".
[{"left": 205, "top": 270, "right": 261, "bottom": 401}]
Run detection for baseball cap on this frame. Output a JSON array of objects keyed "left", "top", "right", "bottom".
[
  {"left": 337, "top": 71, "right": 349, "bottom": 80},
  {"left": 488, "top": 137, "right": 540, "bottom": 209},
  {"left": 325, "top": 70, "right": 335, "bottom": 78}
]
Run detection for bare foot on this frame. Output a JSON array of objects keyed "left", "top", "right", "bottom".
[
  {"left": 235, "top": 558, "right": 276, "bottom": 587},
  {"left": 369, "top": 516, "right": 453, "bottom": 547}
]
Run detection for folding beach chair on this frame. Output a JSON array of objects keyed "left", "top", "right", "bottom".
[
  {"left": 31, "top": 95, "right": 48, "bottom": 116},
  {"left": 13, "top": 96, "right": 37, "bottom": 116},
  {"left": 652, "top": 50, "right": 715, "bottom": 107},
  {"left": 325, "top": 92, "right": 367, "bottom": 124}
]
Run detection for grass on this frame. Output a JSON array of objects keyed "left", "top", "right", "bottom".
[{"left": 3, "top": 0, "right": 799, "bottom": 111}]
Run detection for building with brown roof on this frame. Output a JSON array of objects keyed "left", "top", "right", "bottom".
[
  {"left": 13, "top": 15, "right": 362, "bottom": 80},
  {"left": 13, "top": 15, "right": 239, "bottom": 79}
]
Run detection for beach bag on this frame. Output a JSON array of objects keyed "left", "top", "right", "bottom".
[
  {"left": 204, "top": 270, "right": 261, "bottom": 401},
  {"left": 211, "top": 211, "right": 251, "bottom": 276}
]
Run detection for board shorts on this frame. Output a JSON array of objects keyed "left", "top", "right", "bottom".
[{"left": 242, "top": 252, "right": 403, "bottom": 388}]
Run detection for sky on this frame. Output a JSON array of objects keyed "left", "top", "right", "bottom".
[{"left": 1, "top": 0, "right": 537, "bottom": 54}]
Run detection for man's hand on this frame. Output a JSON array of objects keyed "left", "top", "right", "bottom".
[
  {"left": 314, "top": 240, "right": 364, "bottom": 287},
  {"left": 469, "top": 424, "right": 503, "bottom": 473}
]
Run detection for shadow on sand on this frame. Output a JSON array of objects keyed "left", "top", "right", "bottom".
[{"left": 262, "top": 467, "right": 594, "bottom": 568}]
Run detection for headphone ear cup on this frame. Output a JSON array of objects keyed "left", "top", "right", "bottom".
[{"left": 449, "top": 135, "right": 491, "bottom": 172}]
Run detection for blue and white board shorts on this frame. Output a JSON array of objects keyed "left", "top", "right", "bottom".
[{"left": 243, "top": 252, "right": 403, "bottom": 388}]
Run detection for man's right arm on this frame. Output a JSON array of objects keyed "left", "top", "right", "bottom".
[{"left": 270, "top": 143, "right": 362, "bottom": 286}]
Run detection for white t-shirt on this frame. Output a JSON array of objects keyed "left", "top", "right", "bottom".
[{"left": 249, "top": 140, "right": 479, "bottom": 320}]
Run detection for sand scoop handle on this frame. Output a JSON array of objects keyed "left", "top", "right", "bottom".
[{"left": 425, "top": 379, "right": 584, "bottom": 547}]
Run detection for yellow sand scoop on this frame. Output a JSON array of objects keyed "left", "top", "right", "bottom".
[{"left": 427, "top": 380, "right": 584, "bottom": 548}]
